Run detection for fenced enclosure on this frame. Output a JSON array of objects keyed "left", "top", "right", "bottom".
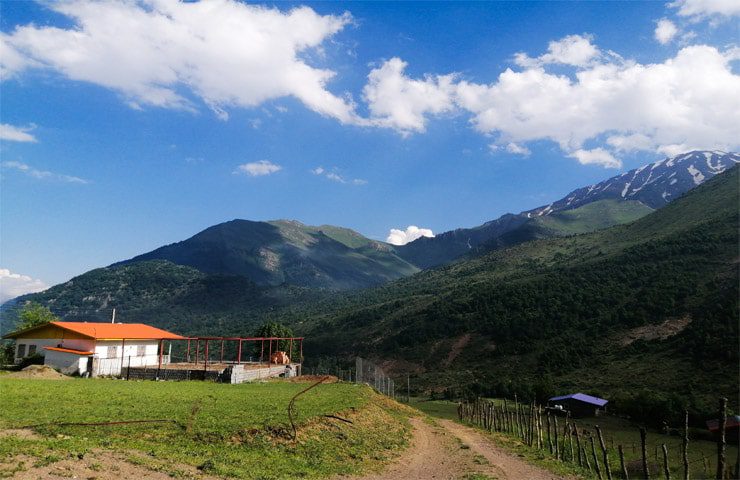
[
  {"left": 355, "top": 357, "right": 395, "bottom": 398},
  {"left": 458, "top": 396, "right": 739, "bottom": 479}
]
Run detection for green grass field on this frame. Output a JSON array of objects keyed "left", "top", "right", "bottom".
[
  {"left": 0, "top": 378, "right": 412, "bottom": 479},
  {"left": 410, "top": 398, "right": 739, "bottom": 479}
]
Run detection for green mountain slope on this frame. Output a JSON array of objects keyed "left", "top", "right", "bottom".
[
  {"left": 299, "top": 167, "right": 739, "bottom": 416},
  {"left": 396, "top": 151, "right": 738, "bottom": 269},
  {"left": 0, "top": 260, "right": 324, "bottom": 337},
  {"left": 118, "top": 219, "right": 418, "bottom": 290}
]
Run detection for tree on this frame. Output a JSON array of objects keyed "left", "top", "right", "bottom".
[
  {"left": 253, "top": 322, "right": 295, "bottom": 359},
  {"left": 18, "top": 302, "right": 57, "bottom": 330}
]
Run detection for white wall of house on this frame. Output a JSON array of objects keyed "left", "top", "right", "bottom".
[
  {"left": 93, "top": 340, "right": 167, "bottom": 376},
  {"left": 43, "top": 349, "right": 90, "bottom": 375},
  {"left": 14, "top": 338, "right": 94, "bottom": 361},
  {"left": 15, "top": 337, "right": 170, "bottom": 377}
]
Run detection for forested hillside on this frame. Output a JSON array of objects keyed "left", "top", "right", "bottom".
[{"left": 299, "top": 166, "right": 739, "bottom": 421}]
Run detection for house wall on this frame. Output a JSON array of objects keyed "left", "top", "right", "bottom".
[
  {"left": 93, "top": 340, "right": 169, "bottom": 377},
  {"left": 14, "top": 336, "right": 169, "bottom": 377},
  {"left": 14, "top": 337, "right": 95, "bottom": 362},
  {"left": 44, "top": 349, "right": 89, "bottom": 375}
]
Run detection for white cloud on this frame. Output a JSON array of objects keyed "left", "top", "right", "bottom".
[
  {"left": 670, "top": 0, "right": 740, "bottom": 19},
  {"left": 569, "top": 148, "right": 621, "bottom": 168},
  {"left": 1, "top": 160, "right": 88, "bottom": 183},
  {"left": 1, "top": 1, "right": 359, "bottom": 123},
  {"left": 0, "top": 268, "right": 47, "bottom": 303},
  {"left": 386, "top": 226, "right": 435, "bottom": 246},
  {"left": 655, "top": 19, "right": 679, "bottom": 45},
  {"left": 514, "top": 35, "right": 600, "bottom": 68},
  {"left": 454, "top": 42, "right": 740, "bottom": 167},
  {"left": 311, "top": 166, "right": 366, "bottom": 185},
  {"left": 0, "top": 123, "right": 37, "bottom": 142},
  {"left": 356, "top": 34, "right": 739, "bottom": 167},
  {"left": 234, "top": 160, "right": 282, "bottom": 177},
  {"left": 363, "top": 57, "right": 456, "bottom": 134},
  {"left": 505, "top": 142, "right": 531, "bottom": 156}
]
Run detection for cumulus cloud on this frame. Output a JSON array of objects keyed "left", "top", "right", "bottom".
[
  {"left": 569, "top": 148, "right": 620, "bottom": 168},
  {"left": 355, "top": 34, "right": 739, "bottom": 167},
  {"left": 514, "top": 35, "right": 600, "bottom": 68},
  {"left": 234, "top": 160, "right": 282, "bottom": 177},
  {"left": 670, "top": 0, "right": 740, "bottom": 19},
  {"left": 386, "top": 226, "right": 435, "bottom": 245},
  {"left": 1, "top": 160, "right": 88, "bottom": 183},
  {"left": 655, "top": 19, "right": 679, "bottom": 44},
  {"left": 363, "top": 57, "right": 457, "bottom": 134},
  {"left": 1, "top": 1, "right": 358, "bottom": 123},
  {"left": 0, "top": 268, "right": 47, "bottom": 303},
  {"left": 0, "top": 123, "right": 37, "bottom": 142}
]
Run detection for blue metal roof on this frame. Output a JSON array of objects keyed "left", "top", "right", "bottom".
[{"left": 549, "top": 393, "right": 608, "bottom": 407}]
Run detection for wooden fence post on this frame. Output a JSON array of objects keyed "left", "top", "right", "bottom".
[
  {"left": 596, "top": 425, "right": 613, "bottom": 480},
  {"left": 662, "top": 444, "right": 671, "bottom": 480},
  {"left": 717, "top": 397, "right": 727, "bottom": 480},
  {"left": 683, "top": 410, "right": 689, "bottom": 480},
  {"left": 640, "top": 427, "right": 651, "bottom": 479},
  {"left": 574, "top": 422, "right": 583, "bottom": 466},
  {"left": 568, "top": 423, "right": 574, "bottom": 464},
  {"left": 619, "top": 445, "right": 629, "bottom": 479},
  {"left": 591, "top": 435, "right": 603, "bottom": 480},
  {"left": 547, "top": 412, "right": 553, "bottom": 454},
  {"left": 554, "top": 415, "right": 560, "bottom": 460}
]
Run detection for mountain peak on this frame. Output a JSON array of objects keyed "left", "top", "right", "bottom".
[{"left": 526, "top": 151, "right": 739, "bottom": 216}]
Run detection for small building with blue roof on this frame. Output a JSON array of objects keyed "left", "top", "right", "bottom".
[{"left": 548, "top": 393, "right": 609, "bottom": 418}]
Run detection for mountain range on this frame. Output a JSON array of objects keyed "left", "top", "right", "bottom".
[
  {"left": 2, "top": 151, "right": 736, "bottom": 322},
  {"left": 395, "top": 150, "right": 739, "bottom": 268},
  {"left": 1, "top": 150, "right": 737, "bottom": 420},
  {"left": 96, "top": 150, "right": 740, "bottom": 288}
]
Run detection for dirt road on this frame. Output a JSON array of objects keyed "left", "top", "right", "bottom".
[{"left": 343, "top": 417, "right": 565, "bottom": 480}]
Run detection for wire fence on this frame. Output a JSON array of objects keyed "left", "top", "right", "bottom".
[{"left": 355, "top": 357, "right": 395, "bottom": 398}]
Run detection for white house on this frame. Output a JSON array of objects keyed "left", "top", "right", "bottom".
[{"left": 3, "top": 321, "right": 185, "bottom": 376}]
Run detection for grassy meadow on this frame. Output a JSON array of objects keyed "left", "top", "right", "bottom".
[{"left": 0, "top": 378, "right": 412, "bottom": 479}]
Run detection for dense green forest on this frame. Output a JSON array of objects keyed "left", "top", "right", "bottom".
[{"left": 297, "top": 167, "right": 739, "bottom": 426}]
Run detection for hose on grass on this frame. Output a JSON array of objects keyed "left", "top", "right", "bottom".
[{"left": 287, "top": 375, "right": 331, "bottom": 441}]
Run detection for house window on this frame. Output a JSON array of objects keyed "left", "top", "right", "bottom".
[
  {"left": 28, "top": 345, "right": 36, "bottom": 355},
  {"left": 106, "top": 346, "right": 117, "bottom": 358},
  {"left": 136, "top": 345, "right": 146, "bottom": 356},
  {"left": 16, "top": 344, "right": 26, "bottom": 358}
]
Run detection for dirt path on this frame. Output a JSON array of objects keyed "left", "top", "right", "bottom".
[
  {"left": 438, "top": 419, "right": 563, "bottom": 480},
  {"left": 343, "top": 417, "right": 565, "bottom": 480}
]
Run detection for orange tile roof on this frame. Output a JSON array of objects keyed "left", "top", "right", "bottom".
[
  {"left": 44, "top": 346, "right": 94, "bottom": 355},
  {"left": 51, "top": 322, "right": 186, "bottom": 340},
  {"left": 3, "top": 322, "right": 185, "bottom": 340}
]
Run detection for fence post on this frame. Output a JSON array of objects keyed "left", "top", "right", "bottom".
[
  {"left": 683, "top": 410, "right": 689, "bottom": 480},
  {"left": 619, "top": 445, "right": 629, "bottom": 479},
  {"left": 640, "top": 427, "right": 650, "bottom": 479},
  {"left": 596, "top": 425, "right": 613, "bottom": 480},
  {"left": 591, "top": 435, "right": 603, "bottom": 480},
  {"left": 662, "top": 444, "right": 671, "bottom": 480},
  {"left": 717, "top": 397, "right": 727, "bottom": 480},
  {"left": 574, "top": 422, "right": 583, "bottom": 466},
  {"left": 554, "top": 414, "right": 560, "bottom": 460}
]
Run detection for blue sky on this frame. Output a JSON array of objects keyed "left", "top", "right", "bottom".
[{"left": 1, "top": 0, "right": 739, "bottom": 298}]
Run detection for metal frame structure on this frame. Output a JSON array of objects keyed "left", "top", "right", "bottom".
[{"left": 155, "top": 336, "right": 304, "bottom": 371}]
